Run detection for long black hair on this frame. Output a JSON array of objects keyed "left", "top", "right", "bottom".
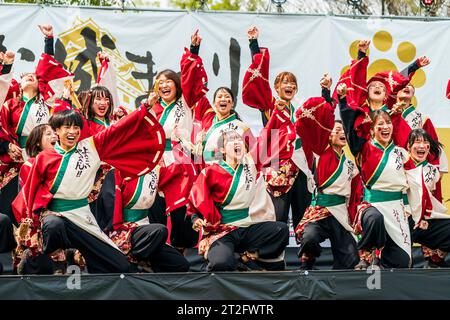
[
  {"left": 407, "top": 128, "right": 442, "bottom": 161},
  {"left": 78, "top": 86, "right": 114, "bottom": 121}
]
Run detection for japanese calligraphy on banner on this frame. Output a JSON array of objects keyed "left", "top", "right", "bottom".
[{"left": 1, "top": 5, "right": 449, "bottom": 130}]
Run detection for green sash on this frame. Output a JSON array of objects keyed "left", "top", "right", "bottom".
[
  {"left": 47, "top": 198, "right": 88, "bottom": 212},
  {"left": 92, "top": 118, "right": 110, "bottom": 127},
  {"left": 363, "top": 188, "right": 402, "bottom": 203},
  {"left": 311, "top": 193, "right": 346, "bottom": 207},
  {"left": 220, "top": 208, "right": 249, "bottom": 224},
  {"left": 122, "top": 208, "right": 148, "bottom": 223},
  {"left": 401, "top": 105, "right": 415, "bottom": 120}
]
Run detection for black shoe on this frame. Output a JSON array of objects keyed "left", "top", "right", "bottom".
[
  {"left": 424, "top": 259, "right": 450, "bottom": 268},
  {"left": 236, "top": 261, "right": 250, "bottom": 271},
  {"left": 299, "top": 259, "right": 316, "bottom": 271},
  {"left": 245, "top": 260, "right": 265, "bottom": 271},
  {"left": 354, "top": 259, "right": 370, "bottom": 270}
]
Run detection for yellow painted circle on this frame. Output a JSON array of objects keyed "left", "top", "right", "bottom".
[
  {"left": 373, "top": 31, "right": 393, "bottom": 52},
  {"left": 341, "top": 65, "right": 350, "bottom": 75},
  {"left": 349, "top": 40, "right": 370, "bottom": 60},
  {"left": 367, "top": 59, "right": 398, "bottom": 79},
  {"left": 397, "top": 41, "right": 416, "bottom": 63},
  {"left": 410, "top": 68, "right": 426, "bottom": 88}
]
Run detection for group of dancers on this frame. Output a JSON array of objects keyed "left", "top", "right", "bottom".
[{"left": 1, "top": 24, "right": 450, "bottom": 275}]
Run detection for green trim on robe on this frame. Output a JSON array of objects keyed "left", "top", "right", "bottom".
[{"left": 49, "top": 144, "right": 78, "bottom": 195}]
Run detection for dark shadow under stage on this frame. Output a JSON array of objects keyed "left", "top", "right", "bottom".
[{"left": 1, "top": 247, "right": 450, "bottom": 299}]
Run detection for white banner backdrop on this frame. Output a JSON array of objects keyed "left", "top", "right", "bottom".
[{"left": 1, "top": 5, "right": 450, "bottom": 134}]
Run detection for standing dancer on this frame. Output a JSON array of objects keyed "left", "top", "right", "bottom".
[
  {"left": 404, "top": 129, "right": 450, "bottom": 268},
  {"left": 338, "top": 83, "right": 423, "bottom": 269},
  {"left": 242, "top": 26, "right": 334, "bottom": 228}
]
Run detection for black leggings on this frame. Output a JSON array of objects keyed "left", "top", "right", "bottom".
[
  {"left": 358, "top": 207, "right": 410, "bottom": 268},
  {"left": 409, "top": 217, "right": 450, "bottom": 252},
  {"left": 298, "top": 215, "right": 358, "bottom": 269},
  {"left": 207, "top": 221, "right": 289, "bottom": 271},
  {"left": 270, "top": 170, "right": 312, "bottom": 228},
  {"left": 130, "top": 224, "right": 190, "bottom": 272},
  {"left": 148, "top": 194, "right": 198, "bottom": 249}
]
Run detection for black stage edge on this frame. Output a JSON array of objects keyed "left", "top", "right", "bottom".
[
  {"left": 1, "top": 247, "right": 450, "bottom": 300},
  {"left": 1, "top": 269, "right": 450, "bottom": 300}
]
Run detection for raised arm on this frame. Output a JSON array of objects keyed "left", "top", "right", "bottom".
[
  {"left": 180, "top": 29, "right": 208, "bottom": 109},
  {"left": 320, "top": 73, "right": 334, "bottom": 106},
  {"left": 0, "top": 51, "right": 18, "bottom": 107},
  {"left": 242, "top": 26, "right": 274, "bottom": 113},
  {"left": 38, "top": 24, "right": 55, "bottom": 56},
  {"left": 337, "top": 83, "right": 368, "bottom": 156},
  {"left": 36, "top": 25, "right": 74, "bottom": 104}
]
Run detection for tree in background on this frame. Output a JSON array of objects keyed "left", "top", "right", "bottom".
[{"left": 1, "top": 0, "right": 449, "bottom": 16}]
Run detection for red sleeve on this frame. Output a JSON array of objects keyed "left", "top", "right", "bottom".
[
  {"left": 446, "top": 79, "right": 450, "bottom": 100},
  {"left": 19, "top": 160, "right": 33, "bottom": 189},
  {"left": 349, "top": 57, "right": 369, "bottom": 109},
  {"left": 12, "top": 151, "right": 57, "bottom": 225},
  {"left": 348, "top": 174, "right": 363, "bottom": 226},
  {"left": 0, "top": 98, "right": 18, "bottom": 144},
  {"left": 180, "top": 48, "right": 208, "bottom": 108},
  {"left": 159, "top": 164, "right": 192, "bottom": 213},
  {"left": 295, "top": 97, "right": 335, "bottom": 156},
  {"left": 187, "top": 166, "right": 222, "bottom": 226},
  {"left": 242, "top": 48, "right": 274, "bottom": 113},
  {"left": 252, "top": 107, "right": 295, "bottom": 171},
  {"left": 112, "top": 169, "right": 125, "bottom": 230},
  {"left": 422, "top": 117, "right": 439, "bottom": 142},
  {"left": 391, "top": 111, "right": 412, "bottom": 148},
  {"left": 193, "top": 96, "right": 214, "bottom": 127},
  {"left": 92, "top": 106, "right": 165, "bottom": 179},
  {"left": 333, "top": 57, "right": 368, "bottom": 109},
  {"left": 35, "top": 53, "right": 73, "bottom": 102}
]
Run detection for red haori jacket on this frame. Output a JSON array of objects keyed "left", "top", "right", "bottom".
[
  {"left": 35, "top": 53, "right": 74, "bottom": 102},
  {"left": 187, "top": 106, "right": 296, "bottom": 226},
  {"left": 332, "top": 56, "right": 369, "bottom": 110},
  {"left": 242, "top": 47, "right": 273, "bottom": 113},
  {"left": 295, "top": 96, "right": 335, "bottom": 157},
  {"left": 180, "top": 48, "right": 209, "bottom": 109},
  {"left": 112, "top": 163, "right": 191, "bottom": 231}
]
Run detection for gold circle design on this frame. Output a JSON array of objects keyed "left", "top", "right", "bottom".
[
  {"left": 410, "top": 69, "right": 426, "bottom": 88},
  {"left": 397, "top": 41, "right": 416, "bottom": 63},
  {"left": 373, "top": 31, "right": 393, "bottom": 52},
  {"left": 367, "top": 59, "right": 398, "bottom": 79}
]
